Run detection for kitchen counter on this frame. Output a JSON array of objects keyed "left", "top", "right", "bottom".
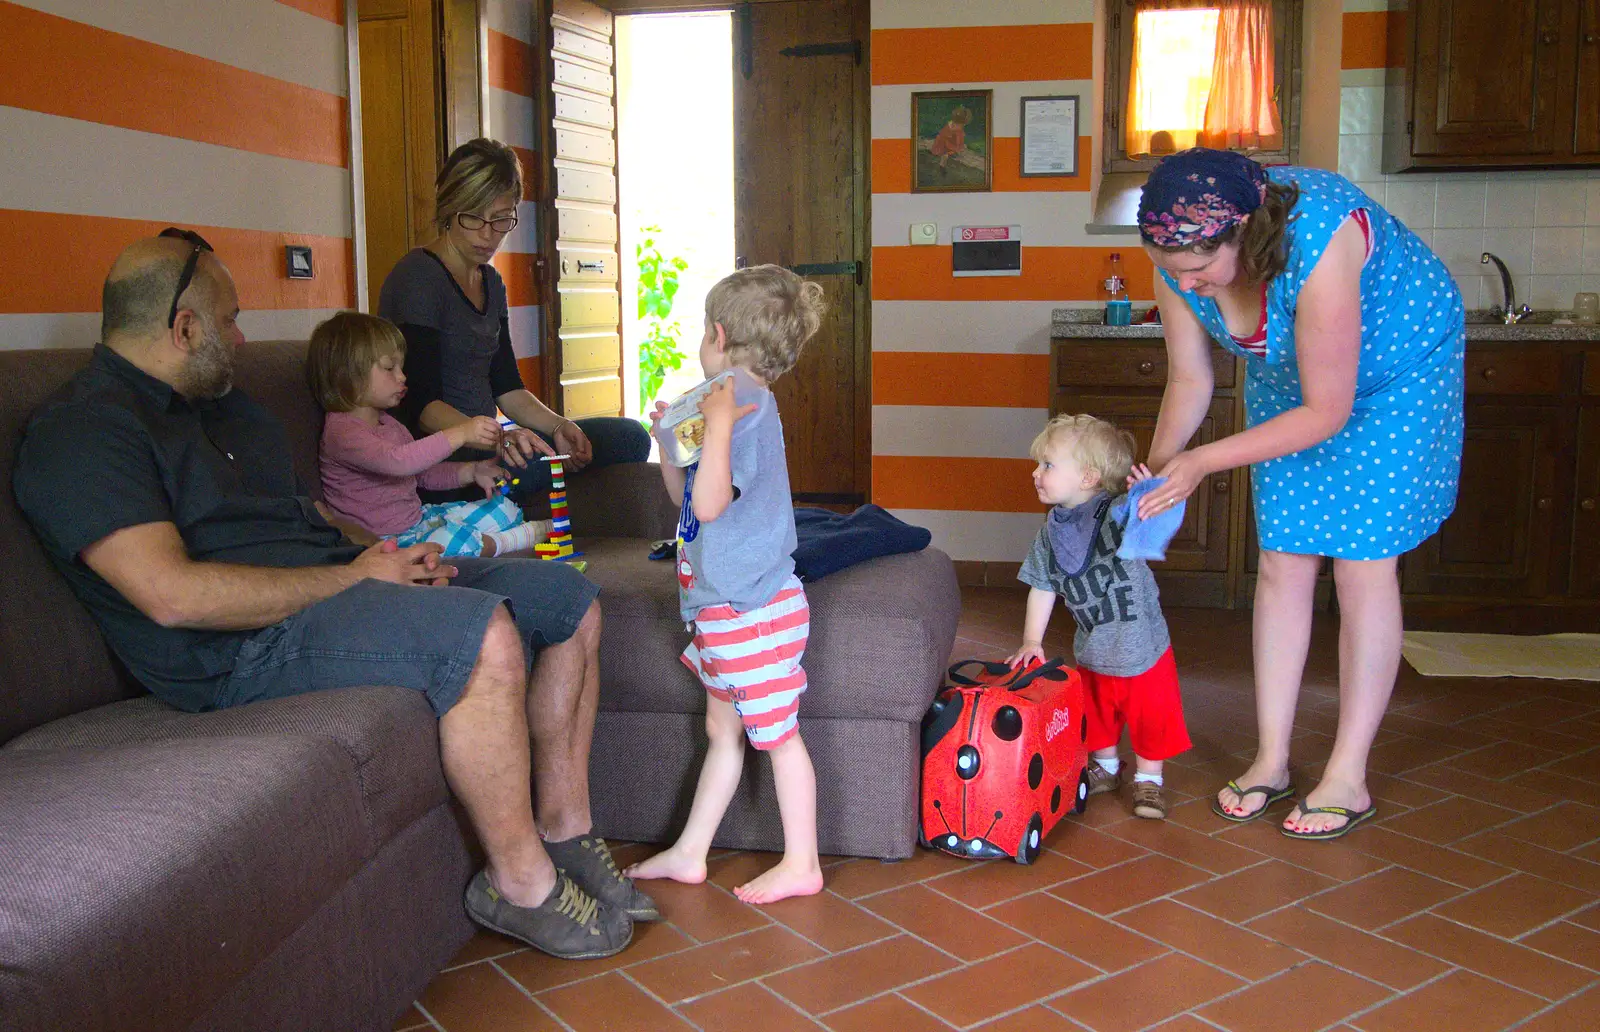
[{"left": 1050, "top": 308, "right": 1600, "bottom": 344}]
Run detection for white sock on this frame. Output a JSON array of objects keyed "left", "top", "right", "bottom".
[
  {"left": 1094, "top": 756, "right": 1121, "bottom": 775},
  {"left": 1134, "top": 770, "right": 1163, "bottom": 786},
  {"left": 485, "top": 520, "right": 549, "bottom": 555}
]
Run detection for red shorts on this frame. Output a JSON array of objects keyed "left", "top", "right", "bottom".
[{"left": 1079, "top": 647, "right": 1191, "bottom": 762}]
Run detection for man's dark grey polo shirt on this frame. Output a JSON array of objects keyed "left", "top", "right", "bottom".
[{"left": 13, "top": 344, "right": 361, "bottom": 711}]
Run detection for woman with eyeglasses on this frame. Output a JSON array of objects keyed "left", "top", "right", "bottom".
[{"left": 378, "top": 138, "right": 649, "bottom": 505}]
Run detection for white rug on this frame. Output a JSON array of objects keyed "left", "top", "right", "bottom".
[{"left": 1401, "top": 632, "right": 1600, "bottom": 681}]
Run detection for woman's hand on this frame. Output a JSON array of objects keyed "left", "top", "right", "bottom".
[
  {"left": 444, "top": 415, "right": 503, "bottom": 452},
  {"left": 1137, "top": 450, "right": 1212, "bottom": 520},
  {"left": 553, "top": 419, "right": 593, "bottom": 471},
  {"left": 1006, "top": 641, "right": 1047, "bottom": 669},
  {"left": 501, "top": 425, "right": 554, "bottom": 468}
]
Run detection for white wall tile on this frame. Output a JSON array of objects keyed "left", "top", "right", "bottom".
[
  {"left": 1528, "top": 275, "right": 1587, "bottom": 310},
  {"left": 1432, "top": 227, "right": 1486, "bottom": 281},
  {"left": 1589, "top": 179, "right": 1600, "bottom": 225},
  {"left": 1354, "top": 181, "right": 1387, "bottom": 207},
  {"left": 1585, "top": 227, "right": 1600, "bottom": 276},
  {"left": 1450, "top": 274, "right": 1481, "bottom": 310},
  {"left": 1385, "top": 180, "right": 1436, "bottom": 230},
  {"left": 1481, "top": 227, "right": 1534, "bottom": 275},
  {"left": 1339, "top": 87, "right": 1383, "bottom": 136},
  {"left": 1435, "top": 180, "right": 1487, "bottom": 228},
  {"left": 1536, "top": 181, "right": 1590, "bottom": 226},
  {"left": 1484, "top": 181, "right": 1539, "bottom": 227},
  {"left": 1338, "top": 134, "right": 1381, "bottom": 182},
  {"left": 1533, "top": 227, "right": 1585, "bottom": 273}
]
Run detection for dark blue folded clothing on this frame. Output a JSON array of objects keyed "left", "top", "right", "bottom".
[{"left": 792, "top": 504, "right": 932, "bottom": 581}]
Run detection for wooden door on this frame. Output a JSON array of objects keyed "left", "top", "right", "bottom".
[
  {"left": 358, "top": 0, "right": 441, "bottom": 297},
  {"left": 1577, "top": 0, "right": 1600, "bottom": 155},
  {"left": 1401, "top": 403, "right": 1575, "bottom": 598},
  {"left": 733, "top": 0, "right": 870, "bottom": 505},
  {"left": 1572, "top": 407, "right": 1600, "bottom": 596},
  {"left": 1051, "top": 393, "right": 1235, "bottom": 574},
  {"left": 543, "top": 0, "right": 623, "bottom": 420},
  {"left": 1410, "top": 0, "right": 1568, "bottom": 158}
]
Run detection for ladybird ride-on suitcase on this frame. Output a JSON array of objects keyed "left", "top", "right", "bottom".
[{"left": 920, "top": 658, "right": 1090, "bottom": 864}]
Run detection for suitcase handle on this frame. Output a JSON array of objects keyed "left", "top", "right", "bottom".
[{"left": 946, "top": 656, "right": 1071, "bottom": 691}]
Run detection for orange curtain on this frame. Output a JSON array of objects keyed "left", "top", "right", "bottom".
[{"left": 1199, "top": 0, "right": 1282, "bottom": 151}]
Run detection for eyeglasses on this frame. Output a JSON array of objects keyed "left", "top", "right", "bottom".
[
  {"left": 456, "top": 212, "right": 519, "bottom": 234},
  {"left": 158, "top": 227, "right": 214, "bottom": 328}
]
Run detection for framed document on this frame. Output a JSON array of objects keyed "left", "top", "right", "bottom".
[{"left": 1019, "top": 95, "right": 1079, "bottom": 178}]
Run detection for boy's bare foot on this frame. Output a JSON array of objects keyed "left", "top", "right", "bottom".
[
  {"left": 733, "top": 858, "right": 823, "bottom": 905},
  {"left": 624, "top": 847, "right": 707, "bottom": 885}
]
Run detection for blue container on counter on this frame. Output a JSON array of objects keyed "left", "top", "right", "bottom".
[{"left": 1105, "top": 299, "right": 1133, "bottom": 326}]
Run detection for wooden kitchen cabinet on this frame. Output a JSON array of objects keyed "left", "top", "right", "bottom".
[
  {"left": 1572, "top": 401, "right": 1600, "bottom": 596},
  {"left": 1386, "top": 0, "right": 1600, "bottom": 170}
]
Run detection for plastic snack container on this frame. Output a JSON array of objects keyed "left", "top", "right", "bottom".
[{"left": 652, "top": 368, "right": 762, "bottom": 467}]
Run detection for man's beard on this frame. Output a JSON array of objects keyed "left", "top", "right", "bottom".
[{"left": 177, "top": 314, "right": 233, "bottom": 399}]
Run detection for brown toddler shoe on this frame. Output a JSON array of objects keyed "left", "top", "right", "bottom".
[
  {"left": 1085, "top": 760, "right": 1121, "bottom": 797},
  {"left": 1132, "top": 779, "right": 1168, "bottom": 820}
]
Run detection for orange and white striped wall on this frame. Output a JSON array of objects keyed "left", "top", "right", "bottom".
[
  {"left": 485, "top": 0, "right": 545, "bottom": 393},
  {"left": 870, "top": 0, "right": 1152, "bottom": 562},
  {"left": 0, "top": 0, "right": 355, "bottom": 351}
]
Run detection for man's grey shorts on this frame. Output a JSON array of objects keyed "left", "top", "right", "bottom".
[{"left": 219, "top": 558, "right": 600, "bottom": 715}]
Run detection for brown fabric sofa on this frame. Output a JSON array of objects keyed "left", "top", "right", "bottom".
[{"left": 0, "top": 341, "right": 959, "bottom": 1032}]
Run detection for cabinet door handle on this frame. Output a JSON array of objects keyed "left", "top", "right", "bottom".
[
  {"left": 1214, "top": 477, "right": 1230, "bottom": 494},
  {"left": 1541, "top": 30, "right": 1558, "bottom": 44},
  {"left": 1481, "top": 366, "right": 1498, "bottom": 380},
  {"left": 1583, "top": 498, "right": 1597, "bottom": 512},
  {"left": 1585, "top": 33, "right": 1597, "bottom": 44},
  {"left": 1536, "top": 496, "right": 1553, "bottom": 511},
  {"left": 1137, "top": 360, "right": 1155, "bottom": 375}
]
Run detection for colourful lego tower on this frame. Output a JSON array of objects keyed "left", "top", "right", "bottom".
[{"left": 534, "top": 455, "right": 584, "bottom": 566}]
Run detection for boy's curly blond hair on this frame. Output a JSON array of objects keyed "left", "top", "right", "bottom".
[
  {"left": 1029, "top": 413, "right": 1136, "bottom": 491},
  {"left": 704, "top": 264, "right": 827, "bottom": 383}
]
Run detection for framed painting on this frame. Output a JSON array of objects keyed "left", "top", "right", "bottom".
[{"left": 911, "top": 89, "right": 992, "bottom": 193}]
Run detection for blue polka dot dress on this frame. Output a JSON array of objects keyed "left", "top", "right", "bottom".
[{"left": 1163, "top": 167, "right": 1465, "bottom": 560}]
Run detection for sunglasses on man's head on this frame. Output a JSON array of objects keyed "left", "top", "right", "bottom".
[{"left": 158, "top": 227, "right": 215, "bottom": 328}]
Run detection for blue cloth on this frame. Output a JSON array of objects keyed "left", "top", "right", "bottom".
[
  {"left": 791, "top": 505, "right": 931, "bottom": 581},
  {"left": 1111, "top": 479, "right": 1185, "bottom": 562},
  {"left": 1160, "top": 166, "right": 1465, "bottom": 560}
]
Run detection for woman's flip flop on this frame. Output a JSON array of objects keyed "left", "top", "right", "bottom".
[
  {"left": 1280, "top": 803, "right": 1379, "bottom": 840},
  {"left": 1211, "top": 780, "right": 1295, "bottom": 823}
]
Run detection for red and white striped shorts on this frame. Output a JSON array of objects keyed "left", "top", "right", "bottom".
[{"left": 681, "top": 577, "right": 809, "bottom": 751}]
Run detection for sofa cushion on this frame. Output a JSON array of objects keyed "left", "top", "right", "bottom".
[
  {"left": 582, "top": 537, "right": 960, "bottom": 724},
  {"left": 4, "top": 685, "right": 448, "bottom": 852},
  {"left": 0, "top": 736, "right": 370, "bottom": 1032}
]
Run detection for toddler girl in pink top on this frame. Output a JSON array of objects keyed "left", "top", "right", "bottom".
[{"left": 309, "top": 312, "right": 546, "bottom": 557}]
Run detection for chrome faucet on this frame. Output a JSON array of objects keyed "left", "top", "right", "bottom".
[{"left": 1481, "top": 252, "right": 1532, "bottom": 324}]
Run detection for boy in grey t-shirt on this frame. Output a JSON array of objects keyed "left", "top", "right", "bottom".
[
  {"left": 626, "top": 266, "right": 827, "bottom": 906},
  {"left": 1007, "top": 415, "right": 1192, "bottom": 820}
]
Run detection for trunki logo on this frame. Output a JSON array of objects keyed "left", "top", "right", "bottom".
[{"left": 1044, "top": 707, "right": 1072, "bottom": 742}]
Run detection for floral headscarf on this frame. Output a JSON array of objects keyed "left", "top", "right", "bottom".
[{"left": 1137, "top": 148, "right": 1268, "bottom": 249}]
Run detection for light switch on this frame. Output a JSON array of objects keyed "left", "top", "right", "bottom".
[{"left": 910, "top": 222, "right": 938, "bottom": 246}]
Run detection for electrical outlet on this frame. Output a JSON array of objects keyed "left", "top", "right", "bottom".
[{"left": 910, "top": 222, "right": 938, "bottom": 246}]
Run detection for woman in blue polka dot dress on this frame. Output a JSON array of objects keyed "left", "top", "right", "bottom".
[{"left": 1134, "top": 149, "right": 1464, "bottom": 840}]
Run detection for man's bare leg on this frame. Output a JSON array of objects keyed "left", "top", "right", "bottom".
[{"left": 525, "top": 599, "right": 600, "bottom": 840}]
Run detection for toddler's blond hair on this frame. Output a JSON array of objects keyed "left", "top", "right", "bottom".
[
  {"left": 306, "top": 311, "right": 406, "bottom": 413},
  {"left": 704, "top": 264, "right": 827, "bottom": 383},
  {"left": 1029, "top": 413, "right": 1136, "bottom": 491}
]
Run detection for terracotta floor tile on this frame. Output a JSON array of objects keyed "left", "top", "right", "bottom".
[
  {"left": 1197, "top": 960, "right": 1392, "bottom": 1032},
  {"left": 757, "top": 889, "right": 899, "bottom": 953},
  {"left": 392, "top": 1003, "right": 430, "bottom": 1031},
  {"left": 903, "top": 943, "right": 1098, "bottom": 1027},
  {"left": 1165, "top": 794, "right": 1273, "bottom": 835},
  {"left": 1510, "top": 769, "right": 1600, "bottom": 808},
  {"left": 418, "top": 962, "right": 561, "bottom": 1032},
  {"left": 1172, "top": 859, "right": 1337, "bottom": 923},
  {"left": 639, "top": 877, "right": 771, "bottom": 943},
  {"left": 1572, "top": 903, "right": 1600, "bottom": 931},
  {"left": 1384, "top": 913, "right": 1594, "bottom": 1000},
  {"left": 1442, "top": 741, "right": 1567, "bottom": 782},
  {"left": 1050, "top": 952, "right": 1244, "bottom": 1032},
  {"left": 1347, "top": 970, "right": 1544, "bottom": 1032},
  {"left": 1214, "top": 819, "right": 1392, "bottom": 882},
  {"left": 1431, "top": 872, "right": 1597, "bottom": 938},
  {"left": 1302, "top": 865, "right": 1464, "bottom": 930},
  {"left": 1520, "top": 920, "right": 1600, "bottom": 971},
  {"left": 1362, "top": 770, "right": 1453, "bottom": 811},
  {"left": 970, "top": 1004, "right": 1083, "bottom": 1031},
  {"left": 1350, "top": 829, "right": 1509, "bottom": 888},
  {"left": 822, "top": 994, "right": 955, "bottom": 1032},
  {"left": 443, "top": 930, "right": 525, "bottom": 970},
  {"left": 927, "top": 846, "right": 1095, "bottom": 909},
  {"left": 1378, "top": 796, "right": 1521, "bottom": 845},
  {"left": 858, "top": 884, "right": 1029, "bottom": 961},
  {"left": 1454, "top": 715, "right": 1593, "bottom": 753},
  {"left": 1400, "top": 763, "right": 1563, "bottom": 814},
  {"left": 763, "top": 936, "right": 951, "bottom": 1015},
  {"left": 1454, "top": 831, "right": 1600, "bottom": 893},
  {"left": 1103, "top": 816, "right": 1270, "bottom": 875},
  {"left": 1048, "top": 854, "right": 1213, "bottom": 916},
  {"left": 1497, "top": 802, "right": 1600, "bottom": 853},
  {"left": 1364, "top": 734, "right": 1471, "bottom": 775},
  {"left": 537, "top": 970, "right": 694, "bottom": 1031},
  {"left": 498, "top": 919, "right": 694, "bottom": 994},
  {"left": 1380, "top": 711, "right": 1496, "bottom": 747},
  {"left": 1049, "top": 825, "right": 1152, "bottom": 869},
  {"left": 1490, "top": 695, "right": 1599, "bottom": 728},
  {"left": 677, "top": 983, "right": 829, "bottom": 1032},
  {"left": 1513, "top": 984, "right": 1600, "bottom": 1032},
  {"left": 825, "top": 850, "right": 971, "bottom": 900},
  {"left": 628, "top": 924, "right": 826, "bottom": 1004},
  {"left": 986, "top": 892, "right": 1164, "bottom": 974},
  {"left": 1548, "top": 746, "right": 1600, "bottom": 783},
  {"left": 1118, "top": 898, "right": 1303, "bottom": 981},
  {"left": 1246, "top": 906, "right": 1450, "bottom": 991}
]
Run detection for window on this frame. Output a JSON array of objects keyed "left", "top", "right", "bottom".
[{"left": 1103, "top": 0, "right": 1301, "bottom": 173}]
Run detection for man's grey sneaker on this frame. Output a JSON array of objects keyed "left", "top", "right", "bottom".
[
  {"left": 464, "top": 869, "right": 632, "bottom": 960},
  {"left": 1085, "top": 761, "right": 1121, "bottom": 797},
  {"left": 544, "top": 835, "right": 662, "bottom": 923}
]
